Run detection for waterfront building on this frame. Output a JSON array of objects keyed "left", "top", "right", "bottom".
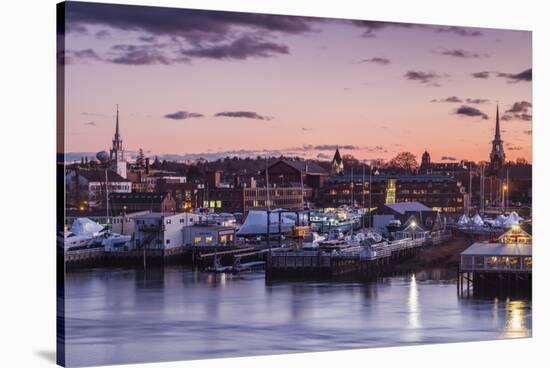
[
  {"left": 183, "top": 225, "right": 236, "bottom": 246},
  {"left": 155, "top": 181, "right": 207, "bottom": 212},
  {"left": 109, "top": 105, "right": 127, "bottom": 179},
  {"left": 265, "top": 160, "right": 329, "bottom": 197},
  {"left": 419, "top": 149, "right": 469, "bottom": 176},
  {"left": 319, "top": 174, "right": 464, "bottom": 213},
  {"left": 65, "top": 169, "right": 131, "bottom": 209},
  {"left": 207, "top": 185, "right": 310, "bottom": 213},
  {"left": 459, "top": 225, "right": 532, "bottom": 291},
  {"left": 489, "top": 105, "right": 506, "bottom": 176},
  {"left": 133, "top": 212, "right": 203, "bottom": 250},
  {"left": 109, "top": 192, "right": 177, "bottom": 213}
]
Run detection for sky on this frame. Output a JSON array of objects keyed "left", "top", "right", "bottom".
[{"left": 60, "top": 2, "right": 532, "bottom": 163}]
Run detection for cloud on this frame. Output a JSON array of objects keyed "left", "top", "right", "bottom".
[
  {"left": 465, "top": 98, "right": 489, "bottom": 104},
  {"left": 181, "top": 35, "right": 289, "bottom": 60},
  {"left": 215, "top": 111, "right": 271, "bottom": 120},
  {"left": 95, "top": 29, "right": 110, "bottom": 39},
  {"left": 138, "top": 35, "right": 156, "bottom": 42},
  {"left": 64, "top": 2, "right": 314, "bottom": 37},
  {"left": 360, "top": 57, "right": 390, "bottom": 65},
  {"left": 506, "top": 101, "right": 532, "bottom": 113},
  {"left": 506, "top": 144, "right": 522, "bottom": 151},
  {"left": 164, "top": 111, "right": 204, "bottom": 120},
  {"left": 434, "top": 26, "right": 483, "bottom": 37},
  {"left": 107, "top": 43, "right": 189, "bottom": 65},
  {"left": 440, "top": 49, "right": 483, "bottom": 58},
  {"left": 84, "top": 121, "right": 96, "bottom": 126},
  {"left": 432, "top": 96, "right": 462, "bottom": 103},
  {"left": 405, "top": 71, "right": 445, "bottom": 86},
  {"left": 501, "top": 101, "right": 532, "bottom": 121},
  {"left": 441, "top": 156, "right": 457, "bottom": 161},
  {"left": 316, "top": 153, "right": 332, "bottom": 160},
  {"left": 497, "top": 68, "right": 532, "bottom": 82},
  {"left": 472, "top": 71, "right": 490, "bottom": 79},
  {"left": 60, "top": 49, "right": 102, "bottom": 64},
  {"left": 350, "top": 21, "right": 482, "bottom": 38},
  {"left": 455, "top": 106, "right": 489, "bottom": 119}
]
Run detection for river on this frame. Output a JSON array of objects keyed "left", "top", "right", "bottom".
[{"left": 62, "top": 266, "right": 531, "bottom": 367}]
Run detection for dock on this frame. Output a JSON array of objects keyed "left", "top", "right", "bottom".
[
  {"left": 458, "top": 225, "right": 532, "bottom": 297},
  {"left": 266, "top": 230, "right": 453, "bottom": 278}
]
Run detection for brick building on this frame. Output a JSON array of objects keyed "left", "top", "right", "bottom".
[{"left": 319, "top": 174, "right": 465, "bottom": 213}]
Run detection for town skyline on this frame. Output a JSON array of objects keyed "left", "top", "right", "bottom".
[{"left": 61, "top": 2, "right": 532, "bottom": 163}]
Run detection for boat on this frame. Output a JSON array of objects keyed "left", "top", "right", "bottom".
[{"left": 60, "top": 217, "right": 106, "bottom": 251}]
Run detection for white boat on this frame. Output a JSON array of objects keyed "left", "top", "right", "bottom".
[{"left": 61, "top": 217, "right": 106, "bottom": 251}]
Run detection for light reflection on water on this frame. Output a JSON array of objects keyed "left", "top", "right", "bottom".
[{"left": 63, "top": 267, "right": 531, "bottom": 367}]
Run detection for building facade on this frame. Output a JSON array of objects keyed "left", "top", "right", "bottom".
[
  {"left": 65, "top": 169, "right": 131, "bottom": 209},
  {"left": 109, "top": 192, "right": 177, "bottom": 213},
  {"left": 319, "top": 174, "right": 465, "bottom": 213}
]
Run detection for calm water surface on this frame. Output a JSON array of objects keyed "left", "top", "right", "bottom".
[{"left": 64, "top": 266, "right": 531, "bottom": 367}]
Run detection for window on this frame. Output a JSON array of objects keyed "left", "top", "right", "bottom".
[
  {"left": 497, "top": 257, "right": 508, "bottom": 269},
  {"left": 166, "top": 219, "right": 172, "bottom": 224},
  {"left": 523, "top": 257, "right": 532, "bottom": 269},
  {"left": 194, "top": 236, "right": 201, "bottom": 244},
  {"left": 216, "top": 200, "right": 222, "bottom": 208},
  {"left": 474, "top": 256, "right": 485, "bottom": 269},
  {"left": 205, "top": 236, "right": 213, "bottom": 244},
  {"left": 487, "top": 256, "right": 497, "bottom": 270},
  {"left": 166, "top": 239, "right": 171, "bottom": 244}
]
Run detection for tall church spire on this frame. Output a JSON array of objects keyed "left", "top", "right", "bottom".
[
  {"left": 110, "top": 104, "right": 127, "bottom": 178},
  {"left": 489, "top": 103, "right": 505, "bottom": 175},
  {"left": 112, "top": 104, "right": 122, "bottom": 151},
  {"left": 494, "top": 104, "right": 501, "bottom": 141}
]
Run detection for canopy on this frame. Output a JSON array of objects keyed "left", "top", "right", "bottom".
[
  {"left": 471, "top": 214, "right": 484, "bottom": 226},
  {"left": 237, "top": 210, "right": 295, "bottom": 236}
]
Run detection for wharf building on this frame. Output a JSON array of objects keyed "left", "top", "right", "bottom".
[
  {"left": 205, "top": 169, "right": 312, "bottom": 213},
  {"left": 319, "top": 173, "right": 465, "bottom": 213}
]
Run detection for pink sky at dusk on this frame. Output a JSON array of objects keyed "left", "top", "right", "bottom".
[{"left": 61, "top": 2, "right": 532, "bottom": 164}]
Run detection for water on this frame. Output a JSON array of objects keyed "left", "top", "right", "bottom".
[{"left": 63, "top": 267, "right": 531, "bottom": 367}]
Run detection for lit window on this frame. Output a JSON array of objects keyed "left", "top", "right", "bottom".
[
  {"left": 194, "top": 236, "right": 201, "bottom": 244},
  {"left": 216, "top": 200, "right": 222, "bottom": 208},
  {"left": 205, "top": 236, "right": 213, "bottom": 243}
]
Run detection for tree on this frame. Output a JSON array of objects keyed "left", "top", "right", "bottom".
[
  {"left": 388, "top": 152, "right": 418, "bottom": 172},
  {"left": 136, "top": 148, "right": 145, "bottom": 168},
  {"left": 516, "top": 157, "right": 529, "bottom": 165}
]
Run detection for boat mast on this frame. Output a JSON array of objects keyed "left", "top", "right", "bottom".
[{"left": 362, "top": 164, "right": 365, "bottom": 229}]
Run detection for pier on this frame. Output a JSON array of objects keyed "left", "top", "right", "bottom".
[
  {"left": 458, "top": 225, "right": 532, "bottom": 297},
  {"left": 266, "top": 230, "right": 452, "bottom": 278}
]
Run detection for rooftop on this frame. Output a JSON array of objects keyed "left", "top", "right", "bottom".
[
  {"left": 329, "top": 173, "right": 457, "bottom": 184},
  {"left": 385, "top": 202, "right": 432, "bottom": 214},
  {"left": 133, "top": 212, "right": 188, "bottom": 220},
  {"left": 71, "top": 169, "right": 130, "bottom": 182},
  {"left": 269, "top": 160, "right": 328, "bottom": 175},
  {"left": 461, "top": 242, "right": 532, "bottom": 257}
]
